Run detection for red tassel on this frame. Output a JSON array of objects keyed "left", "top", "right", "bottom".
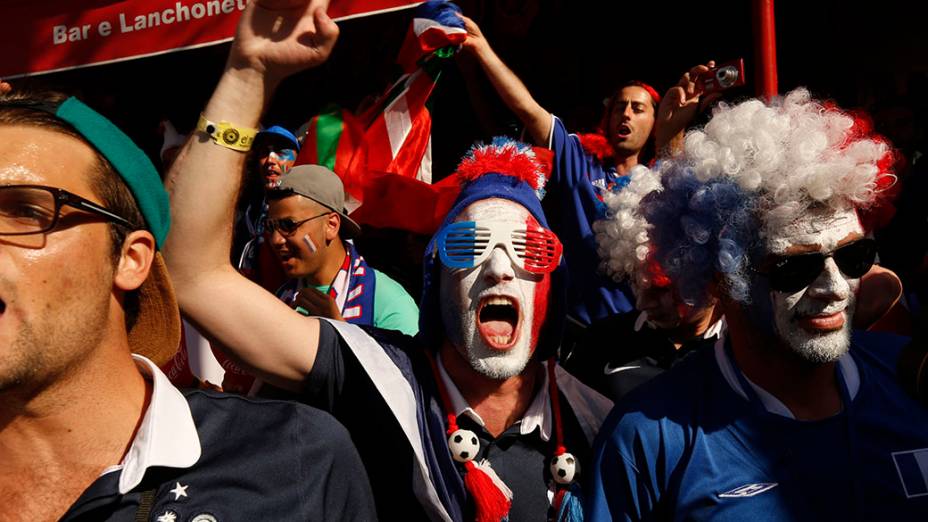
[
  {"left": 552, "top": 488, "right": 568, "bottom": 514},
  {"left": 463, "top": 461, "right": 512, "bottom": 522}
]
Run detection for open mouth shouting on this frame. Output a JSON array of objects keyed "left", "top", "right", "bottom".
[
  {"left": 615, "top": 123, "right": 632, "bottom": 140},
  {"left": 477, "top": 295, "right": 522, "bottom": 350}
]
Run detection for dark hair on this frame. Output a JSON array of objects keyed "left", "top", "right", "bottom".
[{"left": 0, "top": 90, "right": 147, "bottom": 329}]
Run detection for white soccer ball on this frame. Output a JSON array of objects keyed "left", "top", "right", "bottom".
[
  {"left": 550, "top": 452, "right": 578, "bottom": 484},
  {"left": 448, "top": 428, "right": 480, "bottom": 463}
]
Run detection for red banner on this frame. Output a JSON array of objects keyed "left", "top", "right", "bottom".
[{"left": 0, "top": 0, "right": 421, "bottom": 79}]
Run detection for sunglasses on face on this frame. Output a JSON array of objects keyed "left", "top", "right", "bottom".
[
  {"left": 435, "top": 220, "right": 563, "bottom": 274},
  {"left": 758, "top": 238, "right": 877, "bottom": 293},
  {"left": 263, "top": 211, "right": 330, "bottom": 236}
]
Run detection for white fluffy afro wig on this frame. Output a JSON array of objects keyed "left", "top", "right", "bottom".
[
  {"left": 593, "top": 165, "right": 663, "bottom": 288},
  {"left": 684, "top": 88, "right": 896, "bottom": 231},
  {"left": 595, "top": 88, "right": 898, "bottom": 305}
]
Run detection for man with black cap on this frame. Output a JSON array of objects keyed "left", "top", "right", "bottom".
[
  {"left": 267, "top": 164, "right": 419, "bottom": 334},
  {"left": 0, "top": 89, "right": 375, "bottom": 520}
]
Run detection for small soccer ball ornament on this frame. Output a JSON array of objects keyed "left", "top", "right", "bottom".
[
  {"left": 550, "top": 452, "right": 578, "bottom": 484},
  {"left": 448, "top": 428, "right": 480, "bottom": 463}
]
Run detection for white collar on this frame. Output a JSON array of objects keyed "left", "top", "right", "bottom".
[
  {"left": 436, "top": 354, "right": 552, "bottom": 441},
  {"left": 103, "top": 355, "right": 202, "bottom": 494},
  {"left": 635, "top": 311, "right": 727, "bottom": 340},
  {"left": 714, "top": 338, "right": 861, "bottom": 420}
]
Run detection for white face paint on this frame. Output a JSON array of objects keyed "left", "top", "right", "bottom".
[
  {"left": 438, "top": 198, "right": 547, "bottom": 380},
  {"left": 763, "top": 206, "right": 863, "bottom": 363}
]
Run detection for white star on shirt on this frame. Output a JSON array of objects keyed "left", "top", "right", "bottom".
[
  {"left": 157, "top": 512, "right": 178, "bottom": 522},
  {"left": 169, "top": 482, "right": 189, "bottom": 500}
]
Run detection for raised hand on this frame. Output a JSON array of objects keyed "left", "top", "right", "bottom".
[
  {"left": 655, "top": 61, "right": 722, "bottom": 155},
  {"left": 457, "top": 13, "right": 489, "bottom": 56},
  {"left": 228, "top": 0, "right": 339, "bottom": 86}
]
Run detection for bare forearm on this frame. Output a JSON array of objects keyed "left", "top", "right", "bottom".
[
  {"left": 472, "top": 44, "right": 551, "bottom": 145},
  {"left": 162, "top": 1, "right": 338, "bottom": 389},
  {"left": 163, "top": 68, "right": 273, "bottom": 283}
]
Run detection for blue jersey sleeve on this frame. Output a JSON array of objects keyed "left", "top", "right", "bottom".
[
  {"left": 548, "top": 114, "right": 600, "bottom": 190},
  {"left": 544, "top": 115, "right": 634, "bottom": 323}
]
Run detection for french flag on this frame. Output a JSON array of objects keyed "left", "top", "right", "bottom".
[
  {"left": 396, "top": 1, "right": 467, "bottom": 73},
  {"left": 893, "top": 448, "right": 928, "bottom": 498}
]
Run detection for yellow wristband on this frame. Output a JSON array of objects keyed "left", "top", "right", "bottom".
[{"left": 196, "top": 114, "right": 257, "bottom": 152}]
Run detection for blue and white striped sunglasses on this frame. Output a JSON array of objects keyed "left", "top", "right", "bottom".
[{"left": 435, "top": 220, "right": 563, "bottom": 274}]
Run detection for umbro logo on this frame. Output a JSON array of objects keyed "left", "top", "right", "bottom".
[{"left": 719, "top": 482, "right": 778, "bottom": 498}]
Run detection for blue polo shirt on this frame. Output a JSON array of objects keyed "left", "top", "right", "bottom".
[{"left": 587, "top": 332, "right": 928, "bottom": 521}]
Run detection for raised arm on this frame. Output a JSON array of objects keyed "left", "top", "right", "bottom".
[
  {"left": 163, "top": 0, "right": 339, "bottom": 391},
  {"left": 458, "top": 14, "right": 551, "bottom": 145}
]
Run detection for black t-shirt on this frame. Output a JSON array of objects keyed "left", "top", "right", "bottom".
[
  {"left": 62, "top": 389, "right": 376, "bottom": 521},
  {"left": 563, "top": 311, "right": 716, "bottom": 402},
  {"left": 308, "top": 321, "right": 595, "bottom": 521}
]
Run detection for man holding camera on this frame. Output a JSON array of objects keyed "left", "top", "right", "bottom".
[{"left": 458, "top": 14, "right": 720, "bottom": 339}]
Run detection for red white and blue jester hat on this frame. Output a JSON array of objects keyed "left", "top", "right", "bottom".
[{"left": 418, "top": 137, "right": 567, "bottom": 360}]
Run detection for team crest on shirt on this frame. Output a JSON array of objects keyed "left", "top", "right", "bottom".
[
  {"left": 892, "top": 448, "right": 928, "bottom": 498},
  {"left": 719, "top": 482, "right": 778, "bottom": 498}
]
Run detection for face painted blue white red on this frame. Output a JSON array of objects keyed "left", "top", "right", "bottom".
[
  {"left": 753, "top": 206, "right": 863, "bottom": 363},
  {"left": 259, "top": 146, "right": 297, "bottom": 189},
  {"left": 439, "top": 198, "right": 551, "bottom": 379}
]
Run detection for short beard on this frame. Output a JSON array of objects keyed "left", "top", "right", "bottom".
[
  {"left": 0, "top": 321, "right": 42, "bottom": 392},
  {"left": 777, "top": 300, "right": 855, "bottom": 365},
  {"left": 461, "top": 333, "right": 533, "bottom": 380}
]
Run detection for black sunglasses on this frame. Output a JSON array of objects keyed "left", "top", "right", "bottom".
[
  {"left": 0, "top": 184, "right": 131, "bottom": 236},
  {"left": 758, "top": 238, "right": 877, "bottom": 293},
  {"left": 263, "top": 211, "right": 330, "bottom": 236}
]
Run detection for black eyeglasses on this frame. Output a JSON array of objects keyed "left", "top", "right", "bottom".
[
  {"left": 0, "top": 184, "right": 131, "bottom": 236},
  {"left": 758, "top": 238, "right": 877, "bottom": 293},
  {"left": 263, "top": 211, "right": 331, "bottom": 236}
]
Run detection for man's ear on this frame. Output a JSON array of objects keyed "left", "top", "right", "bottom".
[
  {"left": 114, "top": 230, "right": 156, "bottom": 292},
  {"left": 325, "top": 213, "right": 340, "bottom": 242}
]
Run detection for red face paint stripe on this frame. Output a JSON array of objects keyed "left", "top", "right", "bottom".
[{"left": 527, "top": 215, "right": 551, "bottom": 353}]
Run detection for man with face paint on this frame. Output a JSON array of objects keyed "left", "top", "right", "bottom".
[
  {"left": 253, "top": 125, "right": 300, "bottom": 188},
  {"left": 564, "top": 167, "right": 725, "bottom": 402},
  {"left": 166, "top": 4, "right": 611, "bottom": 520},
  {"left": 586, "top": 89, "right": 928, "bottom": 521}
]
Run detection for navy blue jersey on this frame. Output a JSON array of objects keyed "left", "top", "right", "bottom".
[
  {"left": 587, "top": 333, "right": 928, "bottom": 521},
  {"left": 63, "top": 389, "right": 376, "bottom": 521},
  {"left": 544, "top": 116, "right": 634, "bottom": 325}
]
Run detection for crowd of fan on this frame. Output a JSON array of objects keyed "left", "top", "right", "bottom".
[{"left": 1, "top": 1, "right": 927, "bottom": 521}]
